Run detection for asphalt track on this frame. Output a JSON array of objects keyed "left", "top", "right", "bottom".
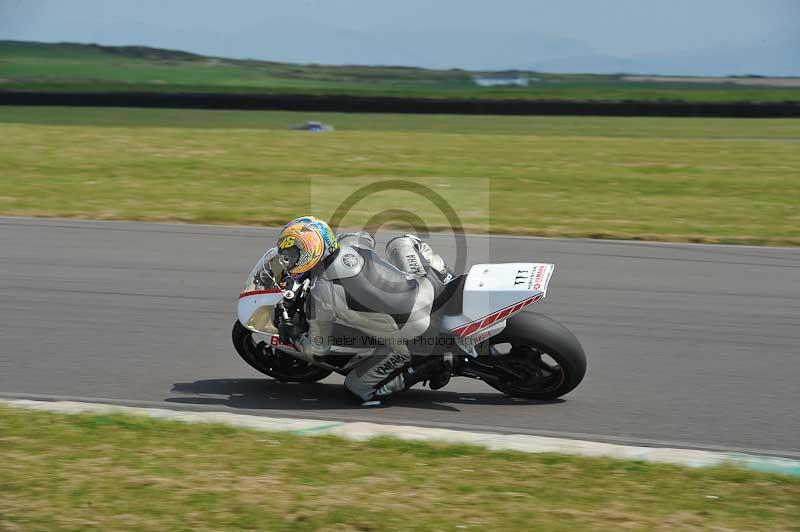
[{"left": 1, "top": 217, "right": 798, "bottom": 457}]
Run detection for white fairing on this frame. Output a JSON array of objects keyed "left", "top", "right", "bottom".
[
  {"left": 237, "top": 248, "right": 284, "bottom": 334},
  {"left": 239, "top": 287, "right": 301, "bottom": 355},
  {"left": 442, "top": 263, "right": 554, "bottom": 338},
  {"left": 238, "top": 292, "right": 282, "bottom": 333}
]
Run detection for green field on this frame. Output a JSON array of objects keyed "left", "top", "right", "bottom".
[
  {"left": 1, "top": 406, "right": 798, "bottom": 531},
  {"left": 2, "top": 40, "right": 799, "bottom": 103},
  {"left": 1, "top": 106, "right": 798, "bottom": 245}
]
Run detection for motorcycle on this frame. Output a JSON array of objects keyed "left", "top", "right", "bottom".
[{"left": 232, "top": 246, "right": 586, "bottom": 400}]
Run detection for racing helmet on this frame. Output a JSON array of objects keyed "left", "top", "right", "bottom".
[{"left": 276, "top": 216, "right": 338, "bottom": 279}]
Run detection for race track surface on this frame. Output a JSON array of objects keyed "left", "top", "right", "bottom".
[{"left": 1, "top": 217, "right": 798, "bottom": 457}]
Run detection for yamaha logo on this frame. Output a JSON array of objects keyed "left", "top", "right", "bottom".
[{"left": 342, "top": 253, "right": 359, "bottom": 269}]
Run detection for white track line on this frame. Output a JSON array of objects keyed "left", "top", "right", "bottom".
[{"left": 3, "top": 399, "right": 799, "bottom": 476}]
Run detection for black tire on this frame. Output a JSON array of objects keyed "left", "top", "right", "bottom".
[
  {"left": 231, "top": 320, "right": 333, "bottom": 383},
  {"left": 485, "top": 312, "right": 586, "bottom": 400}
]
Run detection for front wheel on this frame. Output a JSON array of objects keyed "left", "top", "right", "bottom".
[
  {"left": 484, "top": 312, "right": 586, "bottom": 400},
  {"left": 231, "top": 321, "right": 332, "bottom": 383}
]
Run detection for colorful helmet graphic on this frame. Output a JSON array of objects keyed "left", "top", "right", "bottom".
[{"left": 276, "top": 216, "right": 338, "bottom": 278}]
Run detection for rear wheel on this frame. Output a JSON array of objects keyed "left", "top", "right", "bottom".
[
  {"left": 484, "top": 312, "right": 586, "bottom": 400},
  {"left": 231, "top": 321, "right": 332, "bottom": 383}
]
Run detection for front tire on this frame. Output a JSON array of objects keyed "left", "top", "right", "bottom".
[
  {"left": 231, "top": 321, "right": 332, "bottom": 383},
  {"left": 486, "top": 312, "right": 586, "bottom": 400}
]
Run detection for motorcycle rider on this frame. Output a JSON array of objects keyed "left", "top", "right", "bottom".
[{"left": 272, "top": 216, "right": 453, "bottom": 402}]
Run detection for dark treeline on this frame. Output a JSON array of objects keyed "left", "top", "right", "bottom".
[{"left": 1, "top": 91, "right": 799, "bottom": 117}]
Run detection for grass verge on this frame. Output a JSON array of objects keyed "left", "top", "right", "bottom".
[
  {"left": 1, "top": 106, "right": 799, "bottom": 245},
  {"left": 1, "top": 405, "right": 799, "bottom": 531}
]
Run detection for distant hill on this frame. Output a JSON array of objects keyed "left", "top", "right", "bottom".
[
  {"left": 1, "top": 40, "right": 798, "bottom": 103},
  {"left": 534, "top": 35, "right": 800, "bottom": 78}
]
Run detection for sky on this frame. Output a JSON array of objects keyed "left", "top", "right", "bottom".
[{"left": 1, "top": 0, "right": 798, "bottom": 75}]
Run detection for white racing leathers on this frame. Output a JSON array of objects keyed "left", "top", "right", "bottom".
[{"left": 292, "top": 233, "right": 448, "bottom": 400}]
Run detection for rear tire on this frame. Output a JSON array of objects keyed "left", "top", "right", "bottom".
[
  {"left": 231, "top": 321, "right": 332, "bottom": 383},
  {"left": 486, "top": 312, "right": 586, "bottom": 400}
]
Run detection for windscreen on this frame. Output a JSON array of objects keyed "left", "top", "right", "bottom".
[{"left": 240, "top": 247, "right": 287, "bottom": 296}]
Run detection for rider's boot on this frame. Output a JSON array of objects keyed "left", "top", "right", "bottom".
[
  {"left": 374, "top": 355, "right": 453, "bottom": 397},
  {"left": 427, "top": 353, "right": 454, "bottom": 390}
]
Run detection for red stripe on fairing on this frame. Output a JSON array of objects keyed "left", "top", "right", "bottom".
[
  {"left": 450, "top": 294, "right": 544, "bottom": 337},
  {"left": 511, "top": 299, "right": 528, "bottom": 314},
  {"left": 479, "top": 315, "right": 496, "bottom": 329},
  {"left": 460, "top": 322, "right": 483, "bottom": 337},
  {"left": 496, "top": 306, "right": 514, "bottom": 321},
  {"left": 239, "top": 288, "right": 282, "bottom": 299},
  {"left": 452, "top": 324, "right": 470, "bottom": 336}
]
